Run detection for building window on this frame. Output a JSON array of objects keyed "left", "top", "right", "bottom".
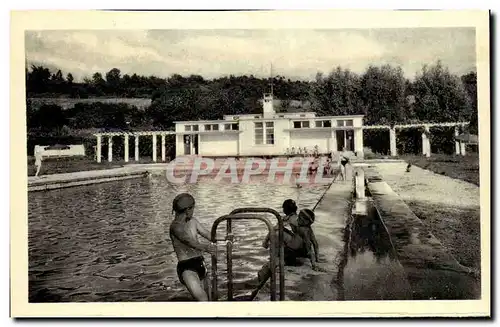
[
  {"left": 254, "top": 122, "right": 274, "bottom": 145},
  {"left": 337, "top": 119, "right": 353, "bottom": 127},
  {"left": 185, "top": 125, "right": 199, "bottom": 132},
  {"left": 224, "top": 123, "right": 239, "bottom": 131},
  {"left": 185, "top": 125, "right": 191, "bottom": 132},
  {"left": 293, "top": 121, "right": 310, "bottom": 128},
  {"left": 300, "top": 114, "right": 306, "bottom": 117},
  {"left": 254, "top": 115, "right": 261, "bottom": 119},
  {"left": 265, "top": 122, "right": 274, "bottom": 144},
  {"left": 204, "top": 124, "right": 219, "bottom": 131},
  {"left": 233, "top": 116, "right": 240, "bottom": 120},
  {"left": 315, "top": 120, "right": 332, "bottom": 128}
]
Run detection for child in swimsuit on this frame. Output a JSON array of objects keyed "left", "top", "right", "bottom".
[
  {"left": 295, "top": 209, "right": 321, "bottom": 269},
  {"left": 34, "top": 149, "right": 43, "bottom": 177},
  {"left": 339, "top": 153, "right": 350, "bottom": 181},
  {"left": 169, "top": 193, "right": 224, "bottom": 301},
  {"left": 262, "top": 199, "right": 299, "bottom": 252},
  {"left": 258, "top": 202, "right": 323, "bottom": 282}
]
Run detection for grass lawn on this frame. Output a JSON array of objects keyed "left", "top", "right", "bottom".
[
  {"left": 401, "top": 153, "right": 480, "bottom": 186},
  {"left": 27, "top": 156, "right": 167, "bottom": 176},
  {"left": 365, "top": 152, "right": 480, "bottom": 186},
  {"left": 406, "top": 200, "right": 481, "bottom": 270}
]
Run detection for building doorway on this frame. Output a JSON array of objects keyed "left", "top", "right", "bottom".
[
  {"left": 183, "top": 135, "right": 199, "bottom": 155},
  {"left": 336, "top": 129, "right": 354, "bottom": 152}
]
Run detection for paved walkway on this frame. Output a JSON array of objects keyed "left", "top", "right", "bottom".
[
  {"left": 373, "top": 161, "right": 482, "bottom": 270},
  {"left": 366, "top": 163, "right": 481, "bottom": 299},
  {"left": 374, "top": 161, "right": 480, "bottom": 208}
]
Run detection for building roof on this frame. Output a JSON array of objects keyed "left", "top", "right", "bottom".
[{"left": 174, "top": 114, "right": 364, "bottom": 124}]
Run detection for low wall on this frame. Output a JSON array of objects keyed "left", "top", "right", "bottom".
[
  {"left": 35, "top": 144, "right": 86, "bottom": 157},
  {"left": 28, "top": 169, "right": 147, "bottom": 192},
  {"left": 363, "top": 166, "right": 480, "bottom": 300}
]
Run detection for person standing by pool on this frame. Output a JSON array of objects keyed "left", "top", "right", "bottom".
[
  {"left": 339, "top": 151, "right": 350, "bottom": 181},
  {"left": 169, "top": 193, "right": 219, "bottom": 301},
  {"left": 34, "top": 148, "right": 44, "bottom": 177}
]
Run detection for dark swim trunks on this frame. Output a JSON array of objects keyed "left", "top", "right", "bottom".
[
  {"left": 341, "top": 158, "right": 349, "bottom": 166},
  {"left": 176, "top": 256, "right": 207, "bottom": 285}
]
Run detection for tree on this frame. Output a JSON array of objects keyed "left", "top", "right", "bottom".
[
  {"left": 461, "top": 71, "right": 478, "bottom": 134},
  {"left": 412, "top": 61, "right": 471, "bottom": 123},
  {"left": 92, "top": 72, "right": 107, "bottom": 95},
  {"left": 28, "top": 104, "right": 67, "bottom": 131},
  {"left": 105, "top": 68, "right": 122, "bottom": 94},
  {"left": 359, "top": 64, "right": 407, "bottom": 125},
  {"left": 66, "top": 73, "right": 74, "bottom": 84},
  {"left": 147, "top": 88, "right": 200, "bottom": 128},
  {"left": 52, "top": 70, "right": 65, "bottom": 83},
  {"left": 311, "top": 68, "right": 363, "bottom": 116},
  {"left": 26, "top": 65, "right": 51, "bottom": 93}
]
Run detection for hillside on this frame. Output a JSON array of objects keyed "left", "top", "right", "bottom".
[{"left": 28, "top": 97, "right": 152, "bottom": 111}]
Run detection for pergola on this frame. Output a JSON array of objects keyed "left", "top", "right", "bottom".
[
  {"left": 363, "top": 121, "right": 470, "bottom": 157},
  {"left": 93, "top": 131, "right": 176, "bottom": 163},
  {"left": 93, "top": 121, "right": 470, "bottom": 163}
]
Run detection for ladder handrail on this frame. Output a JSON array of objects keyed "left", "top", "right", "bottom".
[
  {"left": 210, "top": 213, "right": 279, "bottom": 301},
  {"left": 228, "top": 208, "right": 285, "bottom": 301}
]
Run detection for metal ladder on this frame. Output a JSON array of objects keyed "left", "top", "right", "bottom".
[{"left": 210, "top": 207, "right": 286, "bottom": 301}]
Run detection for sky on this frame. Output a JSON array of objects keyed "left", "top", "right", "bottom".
[{"left": 24, "top": 28, "right": 476, "bottom": 82}]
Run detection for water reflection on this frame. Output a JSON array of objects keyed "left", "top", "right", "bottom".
[
  {"left": 28, "top": 175, "right": 327, "bottom": 302},
  {"left": 338, "top": 200, "right": 413, "bottom": 301}
]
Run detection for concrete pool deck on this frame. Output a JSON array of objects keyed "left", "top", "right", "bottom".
[
  {"left": 290, "top": 178, "right": 353, "bottom": 301},
  {"left": 27, "top": 164, "right": 158, "bottom": 192},
  {"left": 252, "top": 178, "right": 354, "bottom": 301}
]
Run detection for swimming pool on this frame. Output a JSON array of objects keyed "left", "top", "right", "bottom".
[{"left": 28, "top": 174, "right": 329, "bottom": 302}]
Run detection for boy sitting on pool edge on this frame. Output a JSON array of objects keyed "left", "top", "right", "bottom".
[
  {"left": 292, "top": 208, "right": 322, "bottom": 268},
  {"left": 258, "top": 206, "right": 325, "bottom": 283}
]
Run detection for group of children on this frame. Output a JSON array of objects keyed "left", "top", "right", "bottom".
[
  {"left": 169, "top": 194, "right": 323, "bottom": 301},
  {"left": 307, "top": 153, "right": 351, "bottom": 181},
  {"left": 257, "top": 199, "right": 324, "bottom": 284}
]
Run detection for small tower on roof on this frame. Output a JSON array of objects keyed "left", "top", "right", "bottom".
[{"left": 262, "top": 63, "right": 275, "bottom": 118}]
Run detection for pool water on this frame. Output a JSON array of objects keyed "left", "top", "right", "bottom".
[{"left": 28, "top": 174, "right": 329, "bottom": 302}]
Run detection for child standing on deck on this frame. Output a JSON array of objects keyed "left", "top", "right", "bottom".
[
  {"left": 34, "top": 148, "right": 43, "bottom": 177},
  {"left": 339, "top": 151, "right": 350, "bottom": 181}
]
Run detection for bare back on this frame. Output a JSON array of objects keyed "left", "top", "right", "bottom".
[{"left": 170, "top": 219, "right": 203, "bottom": 262}]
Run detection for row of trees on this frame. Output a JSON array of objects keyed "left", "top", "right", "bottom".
[
  {"left": 145, "top": 61, "right": 477, "bottom": 133},
  {"left": 26, "top": 65, "right": 311, "bottom": 100},
  {"left": 312, "top": 63, "right": 476, "bottom": 126}
]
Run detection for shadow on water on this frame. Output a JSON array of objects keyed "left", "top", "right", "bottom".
[{"left": 336, "top": 196, "right": 413, "bottom": 301}]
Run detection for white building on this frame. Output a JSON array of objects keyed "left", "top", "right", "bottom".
[{"left": 174, "top": 93, "right": 365, "bottom": 158}]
